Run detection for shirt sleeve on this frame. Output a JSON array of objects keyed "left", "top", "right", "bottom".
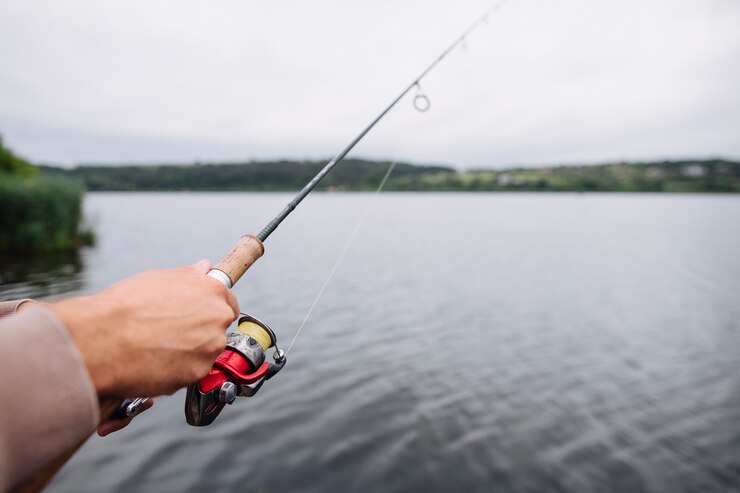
[
  {"left": 0, "top": 305, "right": 100, "bottom": 491},
  {"left": 0, "top": 299, "right": 33, "bottom": 319}
]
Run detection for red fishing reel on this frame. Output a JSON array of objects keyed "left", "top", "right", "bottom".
[{"left": 185, "top": 314, "right": 286, "bottom": 426}]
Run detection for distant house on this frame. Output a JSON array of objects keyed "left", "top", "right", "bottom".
[
  {"left": 647, "top": 167, "right": 665, "bottom": 179},
  {"left": 682, "top": 164, "right": 706, "bottom": 177}
]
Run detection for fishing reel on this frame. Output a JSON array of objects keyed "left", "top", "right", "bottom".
[{"left": 185, "top": 314, "right": 286, "bottom": 427}]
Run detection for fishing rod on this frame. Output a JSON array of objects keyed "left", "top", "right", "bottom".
[
  {"left": 20, "top": 5, "right": 502, "bottom": 491},
  {"left": 184, "top": 3, "right": 502, "bottom": 426}
]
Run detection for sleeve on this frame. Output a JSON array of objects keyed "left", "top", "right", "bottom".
[
  {"left": 0, "top": 305, "right": 100, "bottom": 491},
  {"left": 0, "top": 299, "right": 33, "bottom": 319}
]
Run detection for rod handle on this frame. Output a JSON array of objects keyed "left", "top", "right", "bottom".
[
  {"left": 11, "top": 399, "right": 122, "bottom": 493},
  {"left": 210, "top": 234, "right": 265, "bottom": 288}
]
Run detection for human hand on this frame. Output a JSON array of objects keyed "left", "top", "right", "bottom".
[{"left": 50, "top": 260, "right": 239, "bottom": 398}]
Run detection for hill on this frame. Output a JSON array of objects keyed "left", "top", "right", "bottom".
[
  {"left": 41, "top": 159, "right": 453, "bottom": 192},
  {"left": 40, "top": 158, "right": 740, "bottom": 193}
]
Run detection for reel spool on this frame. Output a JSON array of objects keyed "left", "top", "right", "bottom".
[{"left": 185, "top": 314, "right": 286, "bottom": 427}]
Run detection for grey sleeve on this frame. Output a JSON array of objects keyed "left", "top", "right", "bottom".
[
  {"left": 0, "top": 306, "right": 100, "bottom": 491},
  {"left": 0, "top": 299, "right": 33, "bottom": 319}
]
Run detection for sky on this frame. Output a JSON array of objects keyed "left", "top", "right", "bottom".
[{"left": 0, "top": 0, "right": 739, "bottom": 169}]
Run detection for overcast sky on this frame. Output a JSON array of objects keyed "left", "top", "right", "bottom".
[{"left": 0, "top": 0, "right": 738, "bottom": 169}]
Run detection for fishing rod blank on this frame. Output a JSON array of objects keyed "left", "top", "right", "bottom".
[{"left": 255, "top": 4, "right": 501, "bottom": 243}]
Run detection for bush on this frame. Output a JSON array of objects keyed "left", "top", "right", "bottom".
[
  {"left": 0, "top": 175, "right": 94, "bottom": 252},
  {"left": 0, "top": 137, "right": 38, "bottom": 177}
]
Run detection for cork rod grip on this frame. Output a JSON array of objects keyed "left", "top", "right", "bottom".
[{"left": 212, "top": 235, "right": 265, "bottom": 287}]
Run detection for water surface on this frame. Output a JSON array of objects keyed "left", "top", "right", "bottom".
[{"left": 2, "top": 193, "right": 739, "bottom": 493}]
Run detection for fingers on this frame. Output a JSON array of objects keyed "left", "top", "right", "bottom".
[
  {"left": 192, "top": 258, "right": 240, "bottom": 319},
  {"left": 225, "top": 289, "right": 240, "bottom": 320},
  {"left": 97, "top": 398, "right": 155, "bottom": 437},
  {"left": 189, "top": 259, "right": 212, "bottom": 275},
  {"left": 98, "top": 416, "right": 133, "bottom": 437}
]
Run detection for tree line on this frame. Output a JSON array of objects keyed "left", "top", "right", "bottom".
[{"left": 41, "top": 158, "right": 740, "bottom": 193}]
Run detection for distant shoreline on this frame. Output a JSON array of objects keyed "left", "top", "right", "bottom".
[
  {"left": 83, "top": 189, "right": 740, "bottom": 195},
  {"left": 42, "top": 158, "right": 740, "bottom": 194}
]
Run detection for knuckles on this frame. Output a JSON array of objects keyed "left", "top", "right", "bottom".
[
  {"left": 202, "top": 275, "right": 230, "bottom": 296},
  {"left": 220, "top": 306, "right": 237, "bottom": 326},
  {"left": 209, "top": 333, "right": 228, "bottom": 357},
  {"left": 187, "top": 360, "right": 213, "bottom": 384}
]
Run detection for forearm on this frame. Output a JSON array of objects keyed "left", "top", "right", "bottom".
[
  {"left": 0, "top": 261, "right": 238, "bottom": 489},
  {"left": 0, "top": 305, "right": 99, "bottom": 491}
]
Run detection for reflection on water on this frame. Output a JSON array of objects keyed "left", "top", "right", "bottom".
[
  {"left": 0, "top": 249, "right": 85, "bottom": 300},
  {"left": 3, "top": 192, "right": 739, "bottom": 493}
]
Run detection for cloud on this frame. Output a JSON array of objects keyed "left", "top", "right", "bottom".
[{"left": 0, "top": 0, "right": 738, "bottom": 168}]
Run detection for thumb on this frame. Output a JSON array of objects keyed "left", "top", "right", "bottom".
[{"left": 189, "top": 259, "right": 212, "bottom": 275}]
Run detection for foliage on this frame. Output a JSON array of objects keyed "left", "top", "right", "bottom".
[
  {"left": 0, "top": 142, "right": 93, "bottom": 252},
  {"left": 41, "top": 158, "right": 740, "bottom": 193},
  {"left": 0, "top": 136, "right": 38, "bottom": 177},
  {"left": 452, "top": 160, "right": 740, "bottom": 193},
  {"left": 0, "top": 176, "right": 94, "bottom": 252},
  {"left": 40, "top": 159, "right": 456, "bottom": 191}
]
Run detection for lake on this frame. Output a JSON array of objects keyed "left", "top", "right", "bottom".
[{"left": 2, "top": 192, "right": 739, "bottom": 493}]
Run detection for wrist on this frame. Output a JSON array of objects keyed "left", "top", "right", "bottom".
[{"left": 49, "top": 293, "right": 121, "bottom": 397}]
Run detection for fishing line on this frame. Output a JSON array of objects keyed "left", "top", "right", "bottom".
[{"left": 285, "top": 160, "right": 397, "bottom": 355}]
